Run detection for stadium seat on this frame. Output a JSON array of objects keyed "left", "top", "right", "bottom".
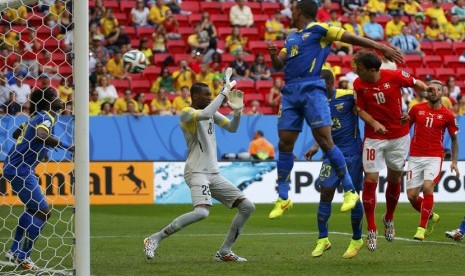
[
  {"left": 443, "top": 56, "right": 463, "bottom": 70},
  {"left": 211, "top": 14, "right": 231, "bottom": 28},
  {"left": 44, "top": 38, "right": 62, "bottom": 51},
  {"left": 403, "top": 55, "right": 422, "bottom": 68},
  {"left": 271, "top": 71, "right": 284, "bottom": 80},
  {"left": 178, "top": 26, "right": 196, "bottom": 41},
  {"left": 249, "top": 41, "right": 268, "bottom": 56},
  {"left": 175, "top": 14, "right": 189, "bottom": 27},
  {"left": 235, "top": 80, "right": 255, "bottom": 94},
  {"left": 52, "top": 52, "right": 66, "bottom": 64},
  {"left": 153, "top": 53, "right": 171, "bottom": 67},
  {"left": 222, "top": 54, "right": 235, "bottom": 68},
  {"left": 414, "top": 68, "right": 431, "bottom": 81},
  {"left": 435, "top": 68, "right": 455, "bottom": 83},
  {"left": 217, "top": 27, "right": 233, "bottom": 40},
  {"left": 142, "top": 66, "right": 161, "bottom": 82},
  {"left": 27, "top": 13, "right": 45, "bottom": 27},
  {"left": 189, "top": 13, "right": 202, "bottom": 26},
  {"left": 326, "top": 55, "right": 342, "bottom": 67},
  {"left": 221, "top": 2, "right": 236, "bottom": 15},
  {"left": 112, "top": 79, "right": 130, "bottom": 93},
  {"left": 398, "top": 67, "right": 415, "bottom": 75},
  {"left": 254, "top": 14, "right": 270, "bottom": 38},
  {"left": 432, "top": 42, "right": 453, "bottom": 56},
  {"left": 243, "top": 54, "right": 255, "bottom": 64},
  {"left": 173, "top": 53, "right": 191, "bottom": 64},
  {"left": 58, "top": 66, "right": 72, "bottom": 77},
  {"left": 119, "top": 1, "right": 136, "bottom": 15},
  {"left": 452, "top": 42, "right": 465, "bottom": 55},
  {"left": 130, "top": 79, "right": 151, "bottom": 93},
  {"left": 261, "top": 2, "right": 281, "bottom": 17},
  {"left": 138, "top": 27, "right": 155, "bottom": 39},
  {"left": 124, "top": 27, "right": 136, "bottom": 39},
  {"left": 167, "top": 40, "right": 188, "bottom": 54},
  {"left": 341, "top": 55, "right": 354, "bottom": 68},
  {"left": 420, "top": 41, "right": 434, "bottom": 55},
  {"left": 456, "top": 68, "right": 465, "bottom": 80},
  {"left": 248, "top": 2, "right": 262, "bottom": 14},
  {"left": 218, "top": 106, "right": 231, "bottom": 115},
  {"left": 103, "top": 0, "right": 119, "bottom": 10},
  {"left": 240, "top": 28, "right": 259, "bottom": 42},
  {"left": 114, "top": 13, "right": 128, "bottom": 25},
  {"left": 89, "top": 0, "right": 95, "bottom": 7},
  {"left": 255, "top": 80, "right": 274, "bottom": 96},
  {"left": 244, "top": 93, "right": 265, "bottom": 105},
  {"left": 200, "top": 2, "right": 222, "bottom": 15},
  {"left": 180, "top": 2, "right": 200, "bottom": 13},
  {"left": 423, "top": 55, "right": 442, "bottom": 68},
  {"left": 167, "top": 93, "right": 176, "bottom": 102},
  {"left": 260, "top": 107, "right": 275, "bottom": 115}
]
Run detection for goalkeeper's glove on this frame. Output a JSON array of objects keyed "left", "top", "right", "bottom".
[
  {"left": 227, "top": 89, "right": 244, "bottom": 115},
  {"left": 220, "top": 67, "right": 237, "bottom": 97}
]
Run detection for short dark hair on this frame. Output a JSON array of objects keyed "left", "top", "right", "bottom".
[
  {"left": 190, "top": 82, "right": 209, "bottom": 97},
  {"left": 296, "top": 0, "right": 318, "bottom": 20},
  {"left": 320, "top": 69, "right": 334, "bottom": 83},
  {"left": 256, "top": 130, "right": 264, "bottom": 137},
  {"left": 353, "top": 50, "right": 382, "bottom": 71},
  {"left": 29, "top": 87, "right": 56, "bottom": 115}
]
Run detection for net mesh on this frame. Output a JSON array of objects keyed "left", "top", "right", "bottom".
[{"left": 0, "top": 0, "right": 74, "bottom": 274}]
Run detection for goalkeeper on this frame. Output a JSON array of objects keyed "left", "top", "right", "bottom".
[
  {"left": 2, "top": 88, "right": 74, "bottom": 270},
  {"left": 144, "top": 68, "right": 255, "bottom": 262}
]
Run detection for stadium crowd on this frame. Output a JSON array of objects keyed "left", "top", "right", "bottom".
[{"left": 0, "top": 0, "right": 465, "bottom": 116}]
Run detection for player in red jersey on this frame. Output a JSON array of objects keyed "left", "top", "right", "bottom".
[
  {"left": 407, "top": 80, "right": 460, "bottom": 241},
  {"left": 352, "top": 50, "right": 428, "bottom": 251}
]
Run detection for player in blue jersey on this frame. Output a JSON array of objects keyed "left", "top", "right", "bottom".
[
  {"left": 304, "top": 70, "right": 363, "bottom": 259},
  {"left": 267, "top": 0, "right": 403, "bottom": 219},
  {"left": 2, "top": 88, "right": 74, "bottom": 270},
  {"left": 445, "top": 216, "right": 465, "bottom": 242}
]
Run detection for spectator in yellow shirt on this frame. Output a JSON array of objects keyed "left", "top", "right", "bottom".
[
  {"left": 172, "top": 60, "right": 196, "bottom": 91},
  {"left": 225, "top": 26, "right": 248, "bottom": 55},
  {"left": 106, "top": 51, "right": 130, "bottom": 80},
  {"left": 58, "top": 77, "right": 73, "bottom": 103},
  {"left": 425, "top": 0, "right": 448, "bottom": 26},
  {"left": 403, "top": 0, "right": 423, "bottom": 17},
  {"left": 100, "top": 8, "right": 119, "bottom": 38},
  {"left": 344, "top": 14, "right": 364, "bottom": 37},
  {"left": 1, "top": 26, "right": 19, "bottom": 51},
  {"left": 425, "top": 18, "right": 445, "bottom": 41},
  {"left": 172, "top": 86, "right": 192, "bottom": 114},
  {"left": 445, "top": 14, "right": 465, "bottom": 42},
  {"left": 114, "top": 89, "right": 138, "bottom": 114},
  {"left": 4, "top": 5, "right": 28, "bottom": 25},
  {"left": 150, "top": 67, "right": 175, "bottom": 93},
  {"left": 151, "top": 88, "right": 173, "bottom": 115},
  {"left": 366, "top": 0, "right": 386, "bottom": 15},
  {"left": 328, "top": 10, "right": 342, "bottom": 27},
  {"left": 210, "top": 76, "right": 222, "bottom": 99},
  {"left": 196, "top": 63, "right": 214, "bottom": 88},
  {"left": 149, "top": 0, "right": 171, "bottom": 25},
  {"left": 139, "top": 37, "right": 153, "bottom": 65},
  {"left": 134, "top": 93, "right": 150, "bottom": 115},
  {"left": 385, "top": 12, "right": 405, "bottom": 40},
  {"left": 49, "top": 0, "right": 65, "bottom": 22},
  {"left": 89, "top": 89, "right": 103, "bottom": 116},
  {"left": 265, "top": 12, "right": 285, "bottom": 41}
]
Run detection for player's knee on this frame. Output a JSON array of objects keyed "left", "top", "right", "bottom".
[
  {"left": 194, "top": 206, "right": 210, "bottom": 220},
  {"left": 278, "top": 140, "right": 293, "bottom": 152},
  {"left": 237, "top": 198, "right": 255, "bottom": 215},
  {"left": 27, "top": 208, "right": 51, "bottom": 221}
]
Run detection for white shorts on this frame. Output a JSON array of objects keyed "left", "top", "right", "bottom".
[
  {"left": 363, "top": 134, "right": 410, "bottom": 173},
  {"left": 406, "top": 156, "right": 443, "bottom": 190},
  {"left": 185, "top": 172, "right": 245, "bottom": 208}
]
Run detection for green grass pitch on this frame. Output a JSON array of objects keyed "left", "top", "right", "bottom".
[{"left": 1, "top": 203, "right": 464, "bottom": 275}]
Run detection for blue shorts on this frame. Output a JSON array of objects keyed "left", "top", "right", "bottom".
[
  {"left": 316, "top": 154, "right": 363, "bottom": 192},
  {"left": 278, "top": 78, "right": 331, "bottom": 131},
  {"left": 3, "top": 173, "right": 49, "bottom": 211}
]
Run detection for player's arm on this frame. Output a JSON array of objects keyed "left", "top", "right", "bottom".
[
  {"left": 408, "top": 105, "right": 417, "bottom": 129},
  {"left": 214, "top": 111, "right": 240, "bottom": 133},
  {"left": 357, "top": 109, "right": 387, "bottom": 134},
  {"left": 304, "top": 141, "right": 319, "bottom": 161},
  {"left": 12, "top": 122, "right": 26, "bottom": 139},
  {"left": 268, "top": 42, "right": 286, "bottom": 71},
  {"left": 413, "top": 79, "right": 428, "bottom": 91},
  {"left": 451, "top": 133, "right": 460, "bottom": 177},
  {"left": 36, "top": 126, "right": 74, "bottom": 152}
]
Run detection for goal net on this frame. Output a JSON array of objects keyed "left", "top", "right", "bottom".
[{"left": 0, "top": 0, "right": 75, "bottom": 274}]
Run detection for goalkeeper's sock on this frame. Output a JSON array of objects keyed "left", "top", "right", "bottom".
[
  {"left": 219, "top": 199, "right": 254, "bottom": 256},
  {"left": 351, "top": 201, "right": 364, "bottom": 240},
  {"left": 150, "top": 207, "right": 209, "bottom": 242},
  {"left": 277, "top": 152, "right": 293, "bottom": 200},
  {"left": 325, "top": 146, "right": 355, "bottom": 192},
  {"left": 18, "top": 214, "right": 46, "bottom": 259},
  {"left": 317, "top": 201, "right": 331, "bottom": 239},
  {"left": 10, "top": 212, "right": 30, "bottom": 253}
]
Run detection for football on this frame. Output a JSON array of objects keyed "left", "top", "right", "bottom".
[{"left": 123, "top": 50, "right": 147, "bottom": 73}]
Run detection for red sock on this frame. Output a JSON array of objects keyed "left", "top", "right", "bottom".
[
  {"left": 384, "top": 182, "right": 401, "bottom": 221},
  {"left": 412, "top": 196, "right": 423, "bottom": 213},
  {"left": 420, "top": 194, "right": 434, "bottom": 228},
  {"left": 362, "top": 181, "right": 378, "bottom": 231}
]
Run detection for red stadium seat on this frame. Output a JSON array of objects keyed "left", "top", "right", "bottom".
[
  {"left": 326, "top": 55, "right": 342, "bottom": 67},
  {"left": 167, "top": 40, "right": 188, "bottom": 54},
  {"left": 254, "top": 14, "right": 270, "bottom": 38},
  {"left": 248, "top": 2, "right": 262, "bottom": 15},
  {"left": 235, "top": 80, "right": 255, "bottom": 94},
  {"left": 114, "top": 13, "right": 128, "bottom": 25},
  {"left": 222, "top": 54, "right": 235, "bottom": 68},
  {"left": 249, "top": 41, "right": 268, "bottom": 55},
  {"left": 271, "top": 71, "right": 284, "bottom": 80},
  {"left": 200, "top": 2, "right": 222, "bottom": 15},
  {"left": 103, "top": 0, "right": 119, "bottom": 10},
  {"left": 177, "top": 26, "right": 196, "bottom": 41},
  {"left": 180, "top": 2, "right": 200, "bottom": 13},
  {"left": 415, "top": 68, "right": 432, "bottom": 81},
  {"left": 452, "top": 42, "right": 465, "bottom": 55},
  {"left": 260, "top": 107, "right": 275, "bottom": 115},
  {"left": 218, "top": 106, "right": 231, "bottom": 115},
  {"left": 433, "top": 41, "right": 453, "bottom": 56},
  {"left": 240, "top": 28, "right": 259, "bottom": 42},
  {"left": 130, "top": 79, "right": 151, "bottom": 93},
  {"left": 52, "top": 52, "right": 66, "bottom": 64},
  {"left": 142, "top": 66, "right": 161, "bottom": 83},
  {"left": 244, "top": 93, "right": 265, "bottom": 105},
  {"left": 217, "top": 27, "right": 233, "bottom": 40},
  {"left": 261, "top": 2, "right": 281, "bottom": 17},
  {"left": 435, "top": 68, "right": 455, "bottom": 83},
  {"left": 211, "top": 14, "right": 231, "bottom": 28},
  {"left": 173, "top": 53, "right": 191, "bottom": 64},
  {"left": 420, "top": 41, "right": 434, "bottom": 55},
  {"left": 221, "top": 2, "right": 236, "bottom": 15},
  {"left": 111, "top": 79, "right": 130, "bottom": 93},
  {"left": 423, "top": 55, "right": 442, "bottom": 68},
  {"left": 243, "top": 54, "right": 255, "bottom": 64},
  {"left": 153, "top": 53, "right": 171, "bottom": 67},
  {"left": 138, "top": 27, "right": 155, "bottom": 39},
  {"left": 189, "top": 13, "right": 202, "bottom": 26},
  {"left": 174, "top": 14, "right": 189, "bottom": 27},
  {"left": 124, "top": 27, "right": 136, "bottom": 39},
  {"left": 456, "top": 68, "right": 465, "bottom": 80},
  {"left": 255, "top": 80, "right": 274, "bottom": 96},
  {"left": 341, "top": 55, "right": 354, "bottom": 68},
  {"left": 119, "top": 1, "right": 136, "bottom": 15},
  {"left": 403, "top": 55, "right": 422, "bottom": 68},
  {"left": 443, "top": 56, "right": 463, "bottom": 70}
]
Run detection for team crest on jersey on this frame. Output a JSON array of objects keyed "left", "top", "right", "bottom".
[
  {"left": 419, "top": 110, "right": 425, "bottom": 115},
  {"left": 383, "top": 82, "right": 390, "bottom": 89},
  {"left": 437, "top": 114, "right": 443, "bottom": 120},
  {"left": 302, "top": 33, "right": 310, "bottom": 41},
  {"left": 402, "top": 71, "right": 410, "bottom": 77},
  {"left": 335, "top": 103, "right": 344, "bottom": 112}
]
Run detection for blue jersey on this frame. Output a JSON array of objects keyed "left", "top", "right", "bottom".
[
  {"left": 329, "top": 89, "right": 362, "bottom": 156},
  {"left": 3, "top": 111, "right": 55, "bottom": 175},
  {"left": 281, "top": 22, "right": 345, "bottom": 82}
]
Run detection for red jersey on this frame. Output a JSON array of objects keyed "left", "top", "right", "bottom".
[
  {"left": 409, "top": 102, "right": 459, "bottom": 157},
  {"left": 354, "top": 69, "right": 415, "bottom": 139}
]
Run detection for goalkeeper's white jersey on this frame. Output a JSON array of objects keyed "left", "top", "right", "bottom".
[{"left": 180, "top": 107, "right": 229, "bottom": 174}]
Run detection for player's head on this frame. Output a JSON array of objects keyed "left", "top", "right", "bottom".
[
  {"left": 254, "top": 130, "right": 264, "bottom": 139},
  {"left": 292, "top": 0, "right": 318, "bottom": 28},
  {"left": 190, "top": 82, "right": 211, "bottom": 109},
  {"left": 320, "top": 69, "right": 335, "bottom": 98},
  {"left": 426, "top": 80, "right": 443, "bottom": 104},
  {"left": 29, "top": 87, "right": 63, "bottom": 115},
  {"left": 353, "top": 50, "right": 382, "bottom": 82}
]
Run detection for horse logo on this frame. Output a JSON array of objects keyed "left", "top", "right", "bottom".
[{"left": 119, "top": 165, "right": 146, "bottom": 194}]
